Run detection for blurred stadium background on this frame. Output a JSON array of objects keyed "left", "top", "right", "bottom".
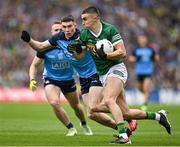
[
  {"left": 0, "top": 0, "right": 179, "bottom": 104},
  {"left": 0, "top": 0, "right": 180, "bottom": 146}
]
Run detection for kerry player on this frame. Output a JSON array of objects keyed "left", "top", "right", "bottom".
[{"left": 68, "top": 6, "right": 171, "bottom": 144}]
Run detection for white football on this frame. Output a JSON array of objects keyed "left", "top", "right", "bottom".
[{"left": 95, "top": 39, "right": 114, "bottom": 54}]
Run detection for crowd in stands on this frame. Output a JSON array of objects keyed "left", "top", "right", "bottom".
[{"left": 0, "top": 0, "right": 179, "bottom": 91}]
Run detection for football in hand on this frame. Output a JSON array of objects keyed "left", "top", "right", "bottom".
[{"left": 95, "top": 39, "right": 114, "bottom": 54}]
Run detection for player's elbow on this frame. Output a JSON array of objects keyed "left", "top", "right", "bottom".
[
  {"left": 121, "top": 52, "right": 126, "bottom": 58},
  {"left": 36, "top": 43, "right": 48, "bottom": 52},
  {"left": 118, "top": 51, "right": 126, "bottom": 59},
  {"left": 29, "top": 40, "right": 50, "bottom": 52}
]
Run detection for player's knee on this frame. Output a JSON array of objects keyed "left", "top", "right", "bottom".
[
  {"left": 49, "top": 99, "right": 60, "bottom": 108},
  {"left": 104, "top": 97, "right": 116, "bottom": 108},
  {"left": 71, "top": 103, "right": 80, "bottom": 111},
  {"left": 87, "top": 110, "right": 96, "bottom": 120},
  {"left": 123, "top": 111, "right": 131, "bottom": 120},
  {"left": 87, "top": 111, "right": 93, "bottom": 119},
  {"left": 86, "top": 106, "right": 94, "bottom": 118}
]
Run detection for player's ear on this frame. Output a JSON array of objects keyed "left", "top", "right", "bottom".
[
  {"left": 74, "top": 22, "right": 77, "bottom": 28},
  {"left": 93, "top": 14, "right": 99, "bottom": 20}
]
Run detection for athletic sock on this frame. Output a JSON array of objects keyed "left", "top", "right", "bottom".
[
  {"left": 66, "top": 122, "right": 74, "bottom": 129},
  {"left": 81, "top": 121, "right": 86, "bottom": 126},
  {"left": 117, "top": 122, "right": 126, "bottom": 134},
  {"left": 114, "top": 126, "right": 118, "bottom": 130},
  {"left": 146, "top": 112, "right": 156, "bottom": 119},
  {"left": 117, "top": 122, "right": 128, "bottom": 139},
  {"left": 155, "top": 113, "right": 161, "bottom": 121}
]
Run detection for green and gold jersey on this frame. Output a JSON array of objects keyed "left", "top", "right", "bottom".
[{"left": 80, "top": 21, "right": 123, "bottom": 75}]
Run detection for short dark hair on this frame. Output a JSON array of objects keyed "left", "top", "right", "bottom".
[
  {"left": 61, "top": 15, "right": 75, "bottom": 22},
  {"left": 53, "top": 21, "right": 61, "bottom": 24},
  {"left": 82, "top": 6, "right": 100, "bottom": 16}
]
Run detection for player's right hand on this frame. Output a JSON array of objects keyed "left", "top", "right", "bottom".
[
  {"left": 29, "top": 79, "right": 37, "bottom": 91},
  {"left": 95, "top": 44, "right": 107, "bottom": 59},
  {"left": 67, "top": 44, "right": 76, "bottom": 54},
  {"left": 67, "top": 40, "right": 82, "bottom": 54},
  {"left": 21, "top": 30, "right": 31, "bottom": 42}
]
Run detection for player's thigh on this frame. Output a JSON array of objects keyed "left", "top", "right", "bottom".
[
  {"left": 82, "top": 93, "right": 89, "bottom": 107},
  {"left": 143, "top": 77, "right": 152, "bottom": 87},
  {"left": 44, "top": 84, "right": 61, "bottom": 103},
  {"left": 89, "top": 86, "right": 104, "bottom": 107},
  {"left": 103, "top": 77, "right": 123, "bottom": 101},
  {"left": 64, "top": 91, "right": 80, "bottom": 107}
]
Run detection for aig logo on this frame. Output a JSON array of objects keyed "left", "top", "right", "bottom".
[{"left": 52, "top": 61, "right": 69, "bottom": 69}]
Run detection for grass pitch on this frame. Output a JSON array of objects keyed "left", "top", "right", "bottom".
[{"left": 0, "top": 103, "right": 179, "bottom": 146}]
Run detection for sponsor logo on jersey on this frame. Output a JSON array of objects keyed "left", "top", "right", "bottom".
[{"left": 51, "top": 61, "right": 69, "bottom": 69}]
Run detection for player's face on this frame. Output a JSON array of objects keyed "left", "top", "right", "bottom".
[
  {"left": 81, "top": 13, "right": 98, "bottom": 29},
  {"left": 137, "top": 35, "right": 148, "bottom": 47},
  {"left": 51, "top": 24, "right": 62, "bottom": 35},
  {"left": 61, "top": 21, "right": 76, "bottom": 39}
]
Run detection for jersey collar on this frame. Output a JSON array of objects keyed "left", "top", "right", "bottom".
[{"left": 89, "top": 22, "right": 102, "bottom": 38}]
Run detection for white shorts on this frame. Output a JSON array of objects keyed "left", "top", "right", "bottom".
[{"left": 99, "top": 63, "right": 128, "bottom": 86}]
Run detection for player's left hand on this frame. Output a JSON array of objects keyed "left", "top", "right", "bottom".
[
  {"left": 29, "top": 79, "right": 37, "bottom": 91},
  {"left": 67, "top": 40, "right": 82, "bottom": 54},
  {"left": 95, "top": 44, "right": 107, "bottom": 59}
]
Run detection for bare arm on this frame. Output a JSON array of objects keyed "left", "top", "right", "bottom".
[
  {"left": 154, "top": 54, "right": 160, "bottom": 63},
  {"left": 128, "top": 55, "right": 136, "bottom": 62},
  {"left": 106, "top": 41, "right": 126, "bottom": 60},
  {"left": 21, "top": 30, "right": 52, "bottom": 52},
  {"left": 29, "top": 56, "right": 43, "bottom": 80},
  {"left": 28, "top": 39, "right": 52, "bottom": 52}
]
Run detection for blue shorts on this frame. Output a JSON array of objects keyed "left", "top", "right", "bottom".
[
  {"left": 44, "top": 78, "right": 76, "bottom": 94},
  {"left": 79, "top": 73, "right": 102, "bottom": 95}
]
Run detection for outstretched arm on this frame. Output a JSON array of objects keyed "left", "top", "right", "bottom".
[
  {"left": 29, "top": 39, "right": 51, "bottom": 52},
  {"left": 21, "top": 30, "right": 52, "bottom": 52}
]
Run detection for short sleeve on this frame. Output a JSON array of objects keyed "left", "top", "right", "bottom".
[
  {"left": 48, "top": 32, "right": 61, "bottom": 46},
  {"left": 109, "top": 26, "right": 123, "bottom": 45},
  {"left": 36, "top": 51, "right": 45, "bottom": 59}
]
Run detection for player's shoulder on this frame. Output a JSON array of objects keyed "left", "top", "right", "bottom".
[
  {"left": 80, "top": 28, "right": 89, "bottom": 34},
  {"left": 80, "top": 28, "right": 90, "bottom": 41},
  {"left": 49, "top": 32, "right": 64, "bottom": 42},
  {"left": 55, "top": 32, "right": 66, "bottom": 40},
  {"left": 102, "top": 21, "right": 117, "bottom": 29}
]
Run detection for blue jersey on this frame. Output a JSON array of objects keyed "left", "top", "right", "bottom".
[
  {"left": 48, "top": 29, "right": 97, "bottom": 78},
  {"left": 133, "top": 47, "right": 155, "bottom": 75},
  {"left": 37, "top": 47, "right": 74, "bottom": 81}
]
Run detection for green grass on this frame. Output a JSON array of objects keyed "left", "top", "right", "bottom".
[{"left": 0, "top": 103, "right": 180, "bottom": 146}]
